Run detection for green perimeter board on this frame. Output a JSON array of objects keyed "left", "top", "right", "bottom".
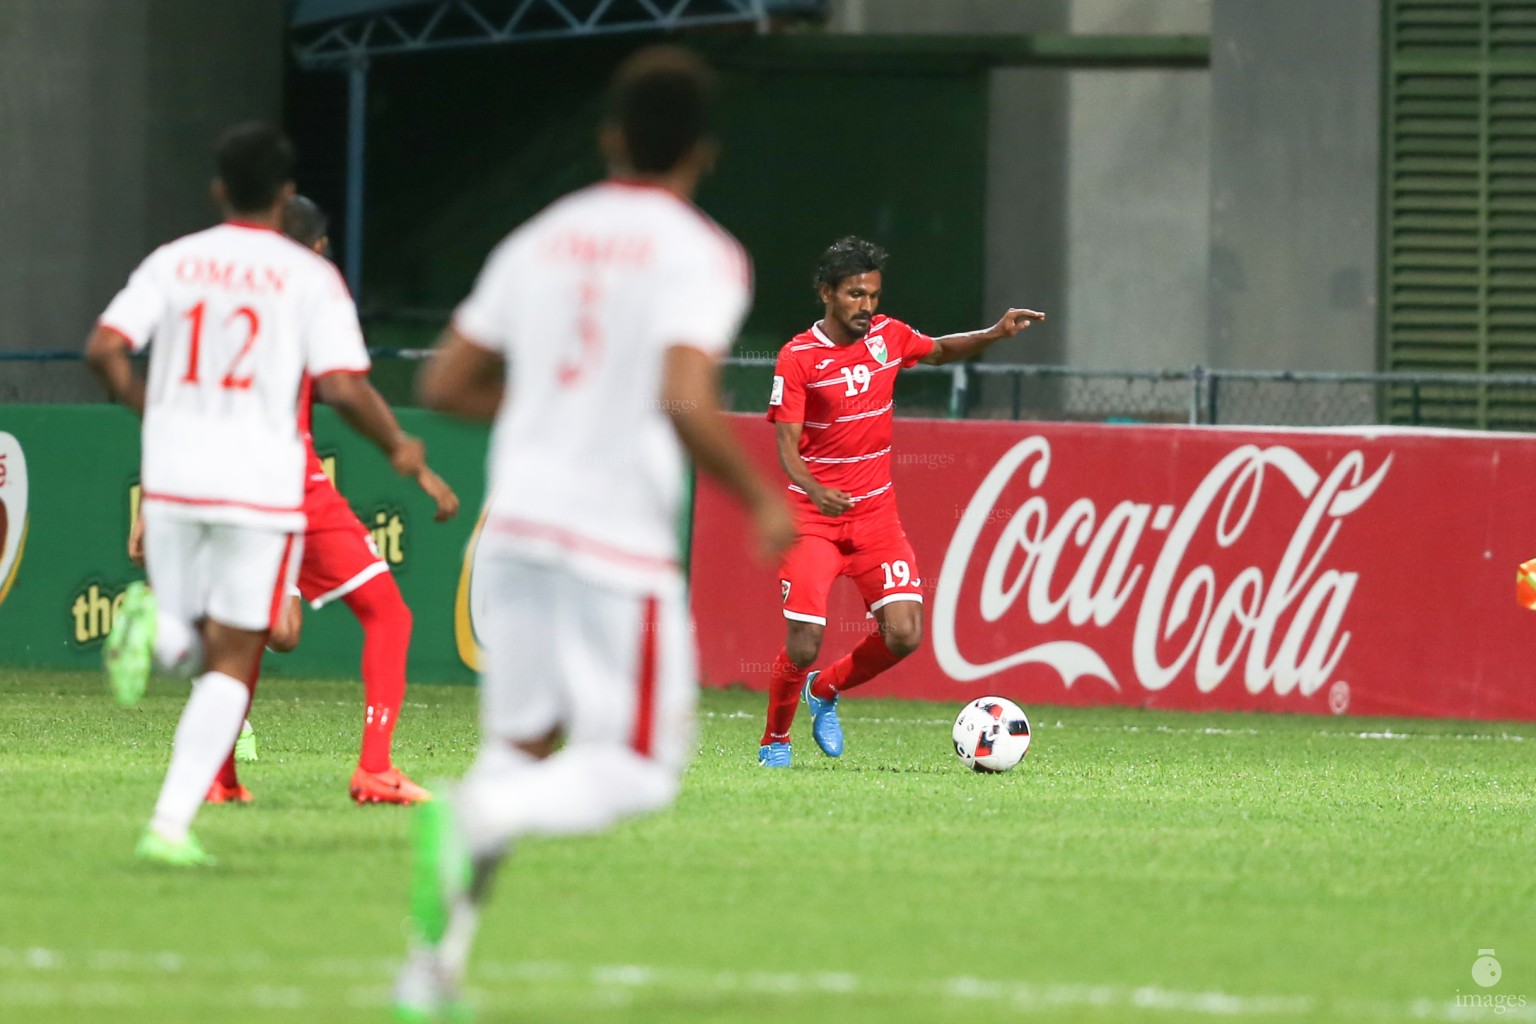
[{"left": 0, "top": 405, "right": 487, "bottom": 683}]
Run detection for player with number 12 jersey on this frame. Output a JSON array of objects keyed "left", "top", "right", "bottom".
[
  {"left": 88, "top": 124, "right": 438, "bottom": 865},
  {"left": 759, "top": 236, "right": 1045, "bottom": 767}
]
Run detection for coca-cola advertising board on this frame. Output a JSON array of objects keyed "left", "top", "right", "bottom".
[{"left": 690, "top": 415, "right": 1536, "bottom": 721}]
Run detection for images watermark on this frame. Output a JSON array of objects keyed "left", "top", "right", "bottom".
[
  {"left": 894, "top": 451, "right": 956, "bottom": 470},
  {"left": 1456, "top": 949, "right": 1528, "bottom": 1015},
  {"left": 644, "top": 398, "right": 701, "bottom": 414},
  {"left": 954, "top": 502, "right": 1016, "bottom": 525}
]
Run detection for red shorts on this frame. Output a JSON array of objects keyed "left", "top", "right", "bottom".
[
  {"left": 297, "top": 480, "right": 389, "bottom": 608},
  {"left": 778, "top": 501, "right": 923, "bottom": 626}
]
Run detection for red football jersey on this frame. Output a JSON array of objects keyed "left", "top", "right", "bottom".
[
  {"left": 295, "top": 373, "right": 332, "bottom": 502},
  {"left": 765, "top": 315, "right": 936, "bottom": 518}
]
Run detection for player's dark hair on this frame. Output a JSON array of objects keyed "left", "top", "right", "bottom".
[
  {"left": 814, "top": 236, "right": 888, "bottom": 291},
  {"left": 282, "top": 194, "right": 329, "bottom": 248},
  {"left": 607, "top": 46, "right": 716, "bottom": 174},
  {"left": 215, "top": 122, "right": 295, "bottom": 214}
]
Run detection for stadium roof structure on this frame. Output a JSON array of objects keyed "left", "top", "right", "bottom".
[
  {"left": 290, "top": 0, "right": 825, "bottom": 67},
  {"left": 288, "top": 0, "right": 826, "bottom": 294}
]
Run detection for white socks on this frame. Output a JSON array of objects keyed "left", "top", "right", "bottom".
[
  {"left": 426, "top": 744, "right": 678, "bottom": 983},
  {"left": 437, "top": 901, "right": 481, "bottom": 981},
  {"left": 456, "top": 744, "right": 679, "bottom": 860},
  {"left": 152, "top": 610, "right": 203, "bottom": 678},
  {"left": 148, "top": 671, "right": 249, "bottom": 842}
]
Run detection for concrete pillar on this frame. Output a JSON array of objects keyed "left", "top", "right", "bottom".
[
  {"left": 0, "top": 0, "right": 284, "bottom": 400},
  {"left": 1208, "top": 0, "right": 1381, "bottom": 372}
]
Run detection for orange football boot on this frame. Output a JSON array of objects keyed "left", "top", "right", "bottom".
[
  {"left": 205, "top": 781, "right": 253, "bottom": 804},
  {"left": 350, "top": 766, "right": 433, "bottom": 806}
]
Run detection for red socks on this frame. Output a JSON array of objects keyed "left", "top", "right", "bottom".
[
  {"left": 763, "top": 632, "right": 908, "bottom": 745},
  {"left": 215, "top": 749, "right": 241, "bottom": 788},
  {"left": 760, "top": 648, "right": 806, "bottom": 746},
  {"left": 212, "top": 577, "right": 410, "bottom": 786},
  {"left": 344, "top": 573, "right": 412, "bottom": 774},
  {"left": 216, "top": 666, "right": 257, "bottom": 788},
  {"left": 812, "top": 631, "right": 903, "bottom": 700}
]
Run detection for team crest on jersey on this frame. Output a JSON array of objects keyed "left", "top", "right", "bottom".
[
  {"left": 864, "top": 334, "right": 889, "bottom": 365},
  {"left": 781, "top": 580, "right": 791, "bottom": 603}
]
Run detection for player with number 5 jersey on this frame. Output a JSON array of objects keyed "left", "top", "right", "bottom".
[
  {"left": 394, "top": 48, "right": 794, "bottom": 1020},
  {"left": 758, "top": 236, "right": 1046, "bottom": 767}
]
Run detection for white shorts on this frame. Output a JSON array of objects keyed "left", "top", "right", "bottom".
[
  {"left": 143, "top": 512, "right": 303, "bottom": 633},
  {"left": 479, "top": 555, "right": 697, "bottom": 771}
]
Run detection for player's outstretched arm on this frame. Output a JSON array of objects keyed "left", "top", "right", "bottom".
[
  {"left": 268, "top": 595, "right": 303, "bottom": 653},
  {"left": 921, "top": 308, "right": 1046, "bottom": 365},
  {"left": 662, "top": 345, "right": 795, "bottom": 560},
  {"left": 127, "top": 514, "right": 146, "bottom": 566},
  {"left": 84, "top": 326, "right": 146, "bottom": 415},
  {"left": 417, "top": 328, "right": 505, "bottom": 423},
  {"left": 414, "top": 466, "right": 460, "bottom": 522},
  {"left": 315, "top": 371, "right": 427, "bottom": 480},
  {"left": 319, "top": 370, "right": 462, "bottom": 520}
]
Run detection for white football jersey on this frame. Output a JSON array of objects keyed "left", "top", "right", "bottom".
[
  {"left": 455, "top": 180, "right": 751, "bottom": 590},
  {"left": 99, "top": 221, "right": 370, "bottom": 530}
]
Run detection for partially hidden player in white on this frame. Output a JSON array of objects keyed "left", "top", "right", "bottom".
[
  {"left": 85, "top": 123, "right": 436, "bottom": 866},
  {"left": 392, "top": 46, "right": 795, "bottom": 1018}
]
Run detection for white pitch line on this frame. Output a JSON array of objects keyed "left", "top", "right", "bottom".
[
  {"left": 25, "top": 691, "right": 1531, "bottom": 744},
  {"left": 699, "top": 710, "right": 1532, "bottom": 743},
  {"left": 3, "top": 947, "right": 1531, "bottom": 1021}
]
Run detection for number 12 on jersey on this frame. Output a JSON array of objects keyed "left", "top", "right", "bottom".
[{"left": 181, "top": 301, "right": 262, "bottom": 390}]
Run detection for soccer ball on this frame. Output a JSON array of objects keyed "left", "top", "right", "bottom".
[{"left": 952, "top": 697, "right": 1031, "bottom": 773}]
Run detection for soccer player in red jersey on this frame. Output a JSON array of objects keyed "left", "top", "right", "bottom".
[
  {"left": 236, "top": 195, "right": 459, "bottom": 804},
  {"left": 129, "top": 195, "right": 461, "bottom": 806},
  {"left": 758, "top": 236, "right": 1044, "bottom": 766}
]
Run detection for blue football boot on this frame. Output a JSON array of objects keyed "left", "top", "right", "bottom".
[
  {"left": 802, "top": 671, "right": 843, "bottom": 757},
  {"left": 758, "top": 742, "right": 792, "bottom": 768}
]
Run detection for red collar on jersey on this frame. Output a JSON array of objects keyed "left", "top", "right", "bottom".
[
  {"left": 604, "top": 177, "right": 695, "bottom": 202},
  {"left": 224, "top": 219, "right": 283, "bottom": 234}
]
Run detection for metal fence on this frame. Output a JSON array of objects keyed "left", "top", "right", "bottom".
[
  {"left": 9, "top": 349, "right": 1536, "bottom": 432},
  {"left": 722, "top": 358, "right": 1536, "bottom": 432}
]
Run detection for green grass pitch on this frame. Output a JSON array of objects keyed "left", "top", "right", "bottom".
[{"left": 1, "top": 668, "right": 1533, "bottom": 1023}]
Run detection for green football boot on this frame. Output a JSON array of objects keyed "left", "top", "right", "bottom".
[
  {"left": 134, "top": 827, "right": 216, "bottom": 867},
  {"left": 234, "top": 721, "right": 258, "bottom": 763},
  {"left": 407, "top": 797, "right": 469, "bottom": 946},
  {"left": 105, "top": 582, "right": 157, "bottom": 706},
  {"left": 396, "top": 796, "right": 472, "bottom": 1021}
]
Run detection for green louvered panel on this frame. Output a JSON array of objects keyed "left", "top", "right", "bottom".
[{"left": 1384, "top": 0, "right": 1536, "bottom": 429}]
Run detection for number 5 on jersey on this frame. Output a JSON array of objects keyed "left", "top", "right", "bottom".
[{"left": 557, "top": 279, "right": 603, "bottom": 386}]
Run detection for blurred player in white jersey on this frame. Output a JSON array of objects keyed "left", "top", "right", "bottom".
[
  {"left": 86, "top": 123, "right": 435, "bottom": 865},
  {"left": 392, "top": 47, "right": 794, "bottom": 1017}
]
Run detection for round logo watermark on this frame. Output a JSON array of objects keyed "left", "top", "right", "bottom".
[
  {"left": 1328, "top": 680, "right": 1350, "bottom": 715},
  {"left": 1474, "top": 949, "right": 1503, "bottom": 989},
  {"left": 1456, "top": 948, "right": 1528, "bottom": 1015}
]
